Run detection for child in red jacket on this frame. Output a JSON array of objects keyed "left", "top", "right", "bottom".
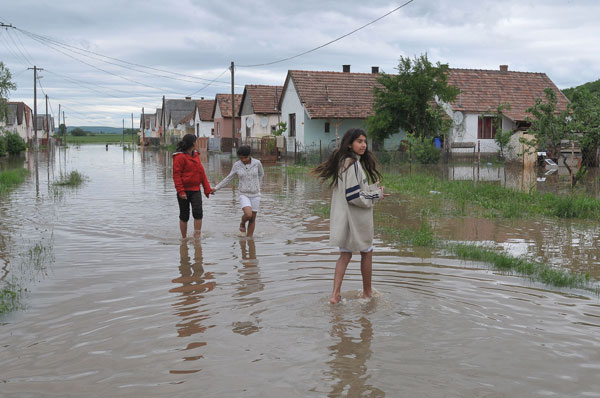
[{"left": 173, "top": 134, "right": 212, "bottom": 239}]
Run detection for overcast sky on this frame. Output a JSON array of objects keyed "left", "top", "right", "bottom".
[{"left": 1, "top": 0, "right": 599, "bottom": 128}]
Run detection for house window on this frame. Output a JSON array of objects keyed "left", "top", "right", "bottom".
[
  {"left": 325, "top": 122, "right": 330, "bottom": 133},
  {"left": 478, "top": 116, "right": 497, "bottom": 139},
  {"left": 271, "top": 125, "right": 276, "bottom": 134},
  {"left": 211, "top": 128, "right": 214, "bottom": 136},
  {"left": 217, "top": 122, "right": 220, "bottom": 136},
  {"left": 289, "top": 113, "right": 296, "bottom": 137}
]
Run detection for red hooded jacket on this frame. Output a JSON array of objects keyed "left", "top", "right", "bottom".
[{"left": 172, "top": 151, "right": 212, "bottom": 197}]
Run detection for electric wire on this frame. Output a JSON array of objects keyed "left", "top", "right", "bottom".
[
  {"left": 237, "top": 0, "right": 415, "bottom": 67},
  {"left": 6, "top": 28, "right": 35, "bottom": 66}
]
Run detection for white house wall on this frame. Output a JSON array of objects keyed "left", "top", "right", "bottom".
[
  {"left": 241, "top": 114, "right": 281, "bottom": 138},
  {"left": 280, "top": 78, "right": 305, "bottom": 147}
]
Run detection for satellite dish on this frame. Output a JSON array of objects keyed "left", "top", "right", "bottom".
[
  {"left": 246, "top": 117, "right": 254, "bottom": 128},
  {"left": 189, "top": 119, "right": 194, "bottom": 126},
  {"left": 260, "top": 116, "right": 268, "bottom": 127},
  {"left": 452, "top": 111, "right": 464, "bottom": 125}
]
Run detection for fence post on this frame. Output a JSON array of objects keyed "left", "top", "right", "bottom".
[
  {"left": 319, "top": 140, "right": 322, "bottom": 163},
  {"left": 477, "top": 140, "right": 481, "bottom": 164},
  {"left": 294, "top": 139, "right": 297, "bottom": 163}
]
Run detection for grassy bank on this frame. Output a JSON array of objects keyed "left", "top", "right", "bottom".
[
  {"left": 53, "top": 170, "right": 86, "bottom": 187},
  {"left": 65, "top": 134, "right": 137, "bottom": 144},
  {"left": 383, "top": 173, "right": 600, "bottom": 220},
  {"left": 0, "top": 168, "right": 29, "bottom": 194},
  {"left": 376, "top": 221, "right": 594, "bottom": 291}
]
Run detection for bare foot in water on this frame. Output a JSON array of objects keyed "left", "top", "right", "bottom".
[
  {"left": 239, "top": 222, "right": 246, "bottom": 233},
  {"left": 362, "top": 290, "right": 372, "bottom": 299},
  {"left": 329, "top": 295, "right": 342, "bottom": 304}
]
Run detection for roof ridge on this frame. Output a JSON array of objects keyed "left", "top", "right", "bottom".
[{"left": 450, "top": 67, "right": 547, "bottom": 75}]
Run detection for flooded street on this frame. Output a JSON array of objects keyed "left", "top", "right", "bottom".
[{"left": 1, "top": 145, "right": 600, "bottom": 397}]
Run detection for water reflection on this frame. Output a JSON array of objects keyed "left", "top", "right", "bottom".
[
  {"left": 169, "top": 240, "right": 215, "bottom": 369},
  {"left": 326, "top": 312, "right": 384, "bottom": 397},
  {"left": 232, "top": 238, "right": 264, "bottom": 336}
]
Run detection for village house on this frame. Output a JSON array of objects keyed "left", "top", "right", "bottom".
[
  {"left": 443, "top": 65, "right": 570, "bottom": 159},
  {"left": 1, "top": 101, "right": 33, "bottom": 141},
  {"left": 192, "top": 98, "right": 215, "bottom": 137},
  {"left": 34, "top": 114, "right": 55, "bottom": 141},
  {"left": 211, "top": 93, "right": 242, "bottom": 152},
  {"left": 278, "top": 65, "right": 400, "bottom": 152},
  {"left": 160, "top": 97, "right": 197, "bottom": 143},
  {"left": 238, "top": 85, "right": 282, "bottom": 139}
]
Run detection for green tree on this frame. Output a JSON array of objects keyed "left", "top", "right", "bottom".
[
  {"left": 366, "top": 54, "right": 459, "bottom": 143},
  {"left": 568, "top": 87, "right": 600, "bottom": 167},
  {"left": 272, "top": 121, "right": 287, "bottom": 137},
  {"left": 71, "top": 127, "right": 87, "bottom": 136},
  {"left": 58, "top": 123, "right": 67, "bottom": 137},
  {"left": 4, "top": 131, "right": 26, "bottom": 155},
  {"left": 520, "top": 87, "right": 571, "bottom": 163},
  {"left": 0, "top": 62, "right": 17, "bottom": 123}
]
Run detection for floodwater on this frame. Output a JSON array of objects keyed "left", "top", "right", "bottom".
[{"left": 1, "top": 145, "right": 599, "bottom": 397}]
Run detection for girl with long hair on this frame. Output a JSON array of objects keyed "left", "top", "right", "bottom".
[
  {"left": 314, "top": 128, "right": 389, "bottom": 304},
  {"left": 173, "top": 134, "right": 212, "bottom": 239}
]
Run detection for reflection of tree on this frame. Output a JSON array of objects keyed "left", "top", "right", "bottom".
[
  {"left": 326, "top": 315, "right": 385, "bottom": 397},
  {"left": 232, "top": 238, "right": 264, "bottom": 336},
  {"left": 170, "top": 240, "right": 215, "bottom": 342}
]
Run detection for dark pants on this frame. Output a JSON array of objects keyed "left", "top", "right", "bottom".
[{"left": 177, "top": 190, "right": 203, "bottom": 222}]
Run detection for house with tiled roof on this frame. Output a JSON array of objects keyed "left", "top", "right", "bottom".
[
  {"left": 1, "top": 101, "right": 33, "bottom": 141},
  {"left": 35, "top": 114, "right": 55, "bottom": 140},
  {"left": 279, "top": 66, "right": 396, "bottom": 150},
  {"left": 192, "top": 98, "right": 215, "bottom": 137},
  {"left": 161, "top": 97, "right": 197, "bottom": 141},
  {"left": 212, "top": 93, "right": 242, "bottom": 145},
  {"left": 239, "top": 85, "right": 282, "bottom": 138},
  {"left": 443, "top": 65, "right": 569, "bottom": 157}
]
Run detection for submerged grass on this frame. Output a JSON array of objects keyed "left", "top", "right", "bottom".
[
  {"left": 53, "top": 170, "right": 87, "bottom": 187},
  {"left": 383, "top": 172, "right": 600, "bottom": 220},
  {"left": 0, "top": 168, "right": 28, "bottom": 194}
]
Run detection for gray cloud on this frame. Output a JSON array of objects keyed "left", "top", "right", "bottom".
[{"left": 1, "top": 0, "right": 599, "bottom": 126}]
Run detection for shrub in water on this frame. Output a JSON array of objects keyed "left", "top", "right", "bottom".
[{"left": 5, "top": 132, "right": 26, "bottom": 155}]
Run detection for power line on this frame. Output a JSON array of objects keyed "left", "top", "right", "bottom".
[
  {"left": 238, "top": 0, "right": 416, "bottom": 67},
  {"left": 15, "top": 26, "right": 233, "bottom": 85}
]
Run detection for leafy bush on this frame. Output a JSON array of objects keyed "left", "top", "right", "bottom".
[
  {"left": 4, "top": 132, "right": 26, "bottom": 155},
  {"left": 71, "top": 127, "right": 87, "bottom": 136},
  {"left": 0, "top": 134, "right": 5, "bottom": 156},
  {"left": 410, "top": 136, "right": 441, "bottom": 164}
]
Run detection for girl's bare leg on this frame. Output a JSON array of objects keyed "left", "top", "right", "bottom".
[
  {"left": 240, "top": 206, "right": 253, "bottom": 232},
  {"left": 330, "top": 252, "right": 353, "bottom": 304},
  {"left": 360, "top": 250, "right": 373, "bottom": 298},
  {"left": 193, "top": 219, "right": 203, "bottom": 239},
  {"left": 179, "top": 220, "right": 188, "bottom": 238},
  {"left": 246, "top": 211, "right": 257, "bottom": 237}
]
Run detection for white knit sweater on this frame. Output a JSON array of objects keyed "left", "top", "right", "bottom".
[
  {"left": 213, "top": 158, "right": 264, "bottom": 196},
  {"left": 329, "top": 157, "right": 383, "bottom": 251}
]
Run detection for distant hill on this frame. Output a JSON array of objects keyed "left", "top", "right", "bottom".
[{"left": 562, "top": 78, "right": 600, "bottom": 100}]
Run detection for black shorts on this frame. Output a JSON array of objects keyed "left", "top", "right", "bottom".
[{"left": 177, "top": 190, "right": 203, "bottom": 221}]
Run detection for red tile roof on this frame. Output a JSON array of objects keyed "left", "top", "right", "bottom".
[
  {"left": 241, "top": 85, "right": 283, "bottom": 115},
  {"left": 214, "top": 94, "right": 243, "bottom": 118},
  {"left": 446, "top": 68, "right": 569, "bottom": 121},
  {"left": 196, "top": 99, "right": 215, "bottom": 121},
  {"left": 283, "top": 70, "right": 380, "bottom": 119}
]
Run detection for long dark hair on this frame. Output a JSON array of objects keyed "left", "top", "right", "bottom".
[
  {"left": 176, "top": 134, "right": 197, "bottom": 153},
  {"left": 313, "top": 128, "right": 381, "bottom": 187}
]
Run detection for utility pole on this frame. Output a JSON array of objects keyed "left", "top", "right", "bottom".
[
  {"left": 45, "top": 94, "right": 49, "bottom": 140},
  {"left": 231, "top": 61, "right": 236, "bottom": 150},
  {"left": 141, "top": 107, "right": 145, "bottom": 148},
  {"left": 63, "top": 111, "right": 66, "bottom": 145},
  {"left": 27, "top": 65, "right": 43, "bottom": 148},
  {"left": 122, "top": 118, "right": 124, "bottom": 147},
  {"left": 58, "top": 103, "right": 61, "bottom": 143},
  {"left": 131, "top": 113, "right": 134, "bottom": 144}
]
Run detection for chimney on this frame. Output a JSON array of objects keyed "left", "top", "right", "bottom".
[
  {"left": 371, "top": 66, "right": 379, "bottom": 74},
  {"left": 201, "top": 97, "right": 204, "bottom": 100},
  {"left": 342, "top": 64, "right": 351, "bottom": 73},
  {"left": 185, "top": 96, "right": 191, "bottom": 100},
  {"left": 499, "top": 65, "right": 508, "bottom": 72}
]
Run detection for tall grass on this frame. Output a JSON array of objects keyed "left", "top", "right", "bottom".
[
  {"left": 0, "top": 168, "right": 28, "bottom": 194},
  {"left": 53, "top": 170, "right": 86, "bottom": 187},
  {"left": 383, "top": 173, "right": 600, "bottom": 220}
]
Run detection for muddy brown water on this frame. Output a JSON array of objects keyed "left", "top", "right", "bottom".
[{"left": 1, "top": 145, "right": 599, "bottom": 397}]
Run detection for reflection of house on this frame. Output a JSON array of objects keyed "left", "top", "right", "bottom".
[
  {"left": 1, "top": 102, "right": 33, "bottom": 141},
  {"left": 212, "top": 93, "right": 242, "bottom": 139},
  {"left": 443, "top": 65, "right": 569, "bottom": 158},
  {"left": 161, "top": 97, "right": 197, "bottom": 141},
  {"left": 192, "top": 98, "right": 215, "bottom": 137},
  {"left": 239, "top": 85, "right": 282, "bottom": 138},
  {"left": 35, "top": 114, "right": 55, "bottom": 139},
  {"left": 278, "top": 66, "right": 398, "bottom": 151}
]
